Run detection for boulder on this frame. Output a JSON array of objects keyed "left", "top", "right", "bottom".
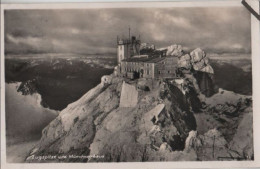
[
  {"left": 177, "top": 48, "right": 213, "bottom": 75},
  {"left": 178, "top": 54, "right": 192, "bottom": 69},
  {"left": 113, "top": 66, "right": 118, "bottom": 76},
  {"left": 101, "top": 75, "right": 112, "bottom": 86},
  {"left": 159, "top": 142, "right": 172, "bottom": 152},
  {"left": 193, "top": 61, "right": 206, "bottom": 71},
  {"left": 183, "top": 130, "right": 203, "bottom": 154},
  {"left": 193, "top": 61, "right": 214, "bottom": 74},
  {"left": 166, "top": 44, "right": 183, "bottom": 57},
  {"left": 190, "top": 48, "right": 206, "bottom": 63},
  {"left": 200, "top": 65, "right": 214, "bottom": 74},
  {"left": 203, "top": 57, "right": 209, "bottom": 65}
]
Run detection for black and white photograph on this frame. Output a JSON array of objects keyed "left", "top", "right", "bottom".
[{"left": 1, "top": 1, "right": 259, "bottom": 167}]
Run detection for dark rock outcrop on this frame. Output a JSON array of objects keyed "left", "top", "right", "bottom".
[
  {"left": 17, "top": 79, "right": 38, "bottom": 95},
  {"left": 193, "top": 71, "right": 216, "bottom": 97}
]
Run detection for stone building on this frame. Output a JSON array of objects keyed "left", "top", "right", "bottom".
[
  {"left": 119, "top": 56, "right": 179, "bottom": 79},
  {"left": 154, "top": 56, "right": 179, "bottom": 79},
  {"left": 116, "top": 32, "right": 179, "bottom": 80}
]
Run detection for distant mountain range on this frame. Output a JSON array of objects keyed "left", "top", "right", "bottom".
[
  {"left": 5, "top": 53, "right": 252, "bottom": 110},
  {"left": 5, "top": 56, "right": 115, "bottom": 110}
]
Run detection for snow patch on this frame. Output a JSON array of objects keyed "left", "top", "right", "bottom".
[{"left": 200, "top": 88, "right": 251, "bottom": 107}]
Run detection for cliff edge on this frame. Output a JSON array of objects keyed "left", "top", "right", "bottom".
[{"left": 26, "top": 70, "right": 253, "bottom": 162}]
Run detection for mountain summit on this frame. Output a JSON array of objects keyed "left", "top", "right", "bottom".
[{"left": 26, "top": 56, "right": 253, "bottom": 162}]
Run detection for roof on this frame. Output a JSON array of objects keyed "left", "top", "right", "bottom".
[
  {"left": 146, "top": 57, "right": 166, "bottom": 63},
  {"left": 122, "top": 56, "right": 166, "bottom": 63}
]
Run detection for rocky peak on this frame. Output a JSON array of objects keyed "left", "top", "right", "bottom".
[
  {"left": 166, "top": 44, "right": 184, "bottom": 57},
  {"left": 177, "top": 48, "right": 216, "bottom": 97},
  {"left": 26, "top": 74, "right": 203, "bottom": 162},
  {"left": 25, "top": 61, "right": 252, "bottom": 162}
]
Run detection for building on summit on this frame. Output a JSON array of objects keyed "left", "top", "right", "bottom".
[
  {"left": 114, "top": 31, "right": 216, "bottom": 97},
  {"left": 120, "top": 56, "right": 179, "bottom": 79},
  {"left": 116, "top": 31, "right": 180, "bottom": 80},
  {"left": 117, "top": 28, "right": 141, "bottom": 64}
]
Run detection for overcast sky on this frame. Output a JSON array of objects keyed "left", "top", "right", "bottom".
[{"left": 5, "top": 7, "right": 251, "bottom": 55}]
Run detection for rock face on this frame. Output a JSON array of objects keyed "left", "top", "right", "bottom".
[
  {"left": 190, "top": 48, "right": 206, "bottom": 63},
  {"left": 190, "top": 48, "right": 214, "bottom": 74},
  {"left": 17, "top": 79, "right": 38, "bottom": 95},
  {"left": 26, "top": 75, "right": 201, "bottom": 162},
  {"left": 193, "top": 71, "right": 215, "bottom": 97},
  {"left": 177, "top": 48, "right": 216, "bottom": 97},
  {"left": 178, "top": 54, "right": 192, "bottom": 70},
  {"left": 177, "top": 48, "right": 213, "bottom": 74},
  {"left": 26, "top": 71, "right": 253, "bottom": 162},
  {"left": 27, "top": 75, "right": 122, "bottom": 161},
  {"left": 166, "top": 44, "right": 184, "bottom": 57},
  {"left": 229, "top": 112, "right": 253, "bottom": 159},
  {"left": 194, "top": 88, "right": 253, "bottom": 160}
]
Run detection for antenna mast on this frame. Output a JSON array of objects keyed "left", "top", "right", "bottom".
[{"left": 128, "top": 26, "right": 131, "bottom": 40}]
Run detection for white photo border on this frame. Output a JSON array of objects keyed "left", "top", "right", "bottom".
[{"left": 1, "top": 0, "right": 259, "bottom": 168}]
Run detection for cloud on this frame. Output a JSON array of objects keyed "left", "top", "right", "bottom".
[
  {"left": 153, "top": 11, "right": 192, "bottom": 29},
  {"left": 4, "top": 7, "right": 251, "bottom": 55},
  {"left": 232, "top": 43, "right": 243, "bottom": 49},
  {"left": 7, "top": 34, "right": 42, "bottom": 47}
]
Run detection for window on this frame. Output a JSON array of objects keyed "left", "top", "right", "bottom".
[
  {"left": 168, "top": 71, "right": 170, "bottom": 74},
  {"left": 158, "top": 71, "right": 161, "bottom": 74},
  {"left": 147, "top": 70, "right": 149, "bottom": 75}
]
